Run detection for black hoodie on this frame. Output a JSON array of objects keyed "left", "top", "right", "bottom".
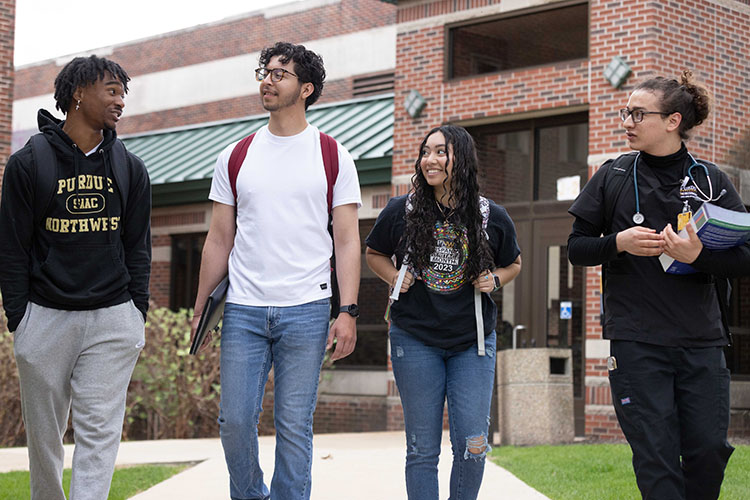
[{"left": 0, "top": 109, "right": 151, "bottom": 332}]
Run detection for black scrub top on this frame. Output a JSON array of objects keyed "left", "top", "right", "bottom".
[{"left": 568, "top": 145, "right": 748, "bottom": 347}]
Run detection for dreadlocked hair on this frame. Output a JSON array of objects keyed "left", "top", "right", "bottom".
[
  {"left": 54, "top": 55, "right": 130, "bottom": 114},
  {"left": 404, "top": 125, "right": 494, "bottom": 282},
  {"left": 259, "top": 42, "right": 326, "bottom": 110}
]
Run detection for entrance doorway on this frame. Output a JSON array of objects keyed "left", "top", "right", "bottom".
[
  {"left": 510, "top": 215, "right": 586, "bottom": 436},
  {"left": 467, "top": 112, "right": 589, "bottom": 437}
]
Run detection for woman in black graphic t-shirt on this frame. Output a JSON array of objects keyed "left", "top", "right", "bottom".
[{"left": 365, "top": 125, "right": 521, "bottom": 500}]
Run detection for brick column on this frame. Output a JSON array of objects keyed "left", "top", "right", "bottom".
[{"left": 0, "top": 0, "right": 15, "bottom": 192}]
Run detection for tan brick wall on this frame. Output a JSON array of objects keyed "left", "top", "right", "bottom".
[
  {"left": 116, "top": 78, "right": 354, "bottom": 136},
  {"left": 396, "top": 0, "right": 500, "bottom": 23},
  {"left": 14, "top": 0, "right": 395, "bottom": 99}
]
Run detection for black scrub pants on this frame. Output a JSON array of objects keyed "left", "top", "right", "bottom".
[{"left": 608, "top": 340, "right": 734, "bottom": 500}]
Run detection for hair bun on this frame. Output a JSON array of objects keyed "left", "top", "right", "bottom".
[
  {"left": 679, "top": 70, "right": 694, "bottom": 87},
  {"left": 679, "top": 70, "right": 710, "bottom": 127}
]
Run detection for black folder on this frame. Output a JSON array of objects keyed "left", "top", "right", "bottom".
[{"left": 190, "top": 276, "right": 229, "bottom": 354}]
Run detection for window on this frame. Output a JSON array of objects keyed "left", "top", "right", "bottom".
[
  {"left": 335, "top": 218, "right": 389, "bottom": 369},
  {"left": 536, "top": 123, "right": 589, "bottom": 201},
  {"left": 468, "top": 113, "right": 588, "bottom": 205},
  {"left": 475, "top": 129, "right": 532, "bottom": 203},
  {"left": 171, "top": 233, "right": 205, "bottom": 311},
  {"left": 449, "top": 2, "right": 588, "bottom": 79}
]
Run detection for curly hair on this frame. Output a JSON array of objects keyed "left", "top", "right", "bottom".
[
  {"left": 635, "top": 70, "right": 711, "bottom": 140},
  {"left": 404, "top": 125, "right": 494, "bottom": 282},
  {"left": 259, "top": 42, "right": 326, "bottom": 110},
  {"left": 53, "top": 55, "right": 130, "bottom": 114}
]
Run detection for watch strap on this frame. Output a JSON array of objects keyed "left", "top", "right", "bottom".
[{"left": 492, "top": 274, "right": 502, "bottom": 292}]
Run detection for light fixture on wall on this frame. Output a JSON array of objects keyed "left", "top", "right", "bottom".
[
  {"left": 603, "top": 56, "right": 632, "bottom": 89},
  {"left": 404, "top": 90, "right": 426, "bottom": 118}
]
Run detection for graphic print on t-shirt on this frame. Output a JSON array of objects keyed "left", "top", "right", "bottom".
[{"left": 421, "top": 221, "right": 468, "bottom": 293}]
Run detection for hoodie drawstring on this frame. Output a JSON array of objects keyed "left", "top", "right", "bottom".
[
  {"left": 73, "top": 149, "right": 81, "bottom": 202},
  {"left": 101, "top": 149, "right": 114, "bottom": 245}
]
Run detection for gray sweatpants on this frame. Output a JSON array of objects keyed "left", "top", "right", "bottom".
[{"left": 13, "top": 300, "right": 145, "bottom": 500}]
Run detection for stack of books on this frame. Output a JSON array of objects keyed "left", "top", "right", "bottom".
[{"left": 659, "top": 202, "right": 750, "bottom": 274}]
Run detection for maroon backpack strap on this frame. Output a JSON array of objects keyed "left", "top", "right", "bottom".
[
  {"left": 319, "top": 132, "right": 339, "bottom": 214},
  {"left": 228, "top": 133, "right": 256, "bottom": 203}
]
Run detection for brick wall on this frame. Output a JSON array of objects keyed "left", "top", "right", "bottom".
[
  {"left": 392, "top": 0, "right": 750, "bottom": 440},
  {"left": 0, "top": 0, "right": 13, "bottom": 191},
  {"left": 586, "top": 0, "right": 750, "bottom": 440},
  {"left": 396, "top": 0, "right": 500, "bottom": 23},
  {"left": 257, "top": 383, "right": 390, "bottom": 435},
  {"left": 314, "top": 395, "right": 388, "bottom": 433},
  {"left": 588, "top": 0, "right": 750, "bottom": 162},
  {"left": 392, "top": 23, "right": 588, "bottom": 189},
  {"left": 14, "top": 0, "right": 395, "bottom": 134},
  {"left": 116, "top": 78, "right": 355, "bottom": 136}
]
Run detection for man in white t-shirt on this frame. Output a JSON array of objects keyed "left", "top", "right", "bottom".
[{"left": 190, "top": 42, "right": 361, "bottom": 500}]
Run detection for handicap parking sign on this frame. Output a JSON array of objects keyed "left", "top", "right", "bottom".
[{"left": 560, "top": 301, "right": 572, "bottom": 320}]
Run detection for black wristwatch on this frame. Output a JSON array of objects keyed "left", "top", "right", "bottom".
[
  {"left": 339, "top": 304, "right": 360, "bottom": 318},
  {"left": 492, "top": 274, "right": 502, "bottom": 292}
]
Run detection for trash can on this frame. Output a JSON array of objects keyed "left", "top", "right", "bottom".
[{"left": 496, "top": 348, "right": 574, "bottom": 445}]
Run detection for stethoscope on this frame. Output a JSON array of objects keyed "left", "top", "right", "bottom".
[{"left": 631, "top": 152, "right": 726, "bottom": 225}]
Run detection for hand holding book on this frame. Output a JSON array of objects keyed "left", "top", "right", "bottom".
[
  {"left": 661, "top": 220, "right": 703, "bottom": 266},
  {"left": 190, "top": 276, "right": 229, "bottom": 354},
  {"left": 659, "top": 203, "right": 750, "bottom": 274}
]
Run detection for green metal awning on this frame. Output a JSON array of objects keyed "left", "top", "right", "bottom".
[{"left": 121, "top": 94, "right": 394, "bottom": 206}]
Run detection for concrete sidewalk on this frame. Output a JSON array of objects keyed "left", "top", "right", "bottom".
[{"left": 0, "top": 432, "right": 551, "bottom": 499}]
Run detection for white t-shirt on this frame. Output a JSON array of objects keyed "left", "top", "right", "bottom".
[{"left": 209, "top": 124, "right": 362, "bottom": 306}]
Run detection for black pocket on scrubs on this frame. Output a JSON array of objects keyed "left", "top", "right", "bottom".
[{"left": 609, "top": 369, "right": 645, "bottom": 438}]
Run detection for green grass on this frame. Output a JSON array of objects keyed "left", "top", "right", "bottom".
[
  {"left": 489, "top": 443, "right": 750, "bottom": 500},
  {"left": 0, "top": 463, "right": 188, "bottom": 500}
]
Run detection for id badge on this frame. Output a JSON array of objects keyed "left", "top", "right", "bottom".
[
  {"left": 607, "top": 356, "right": 618, "bottom": 371},
  {"left": 677, "top": 211, "right": 692, "bottom": 232}
]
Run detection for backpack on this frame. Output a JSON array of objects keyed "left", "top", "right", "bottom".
[
  {"left": 389, "top": 194, "right": 492, "bottom": 355},
  {"left": 29, "top": 134, "right": 131, "bottom": 230},
  {"left": 599, "top": 153, "right": 732, "bottom": 343},
  {"left": 226, "top": 130, "right": 342, "bottom": 317}
]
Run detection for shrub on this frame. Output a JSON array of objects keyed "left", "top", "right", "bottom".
[
  {"left": 0, "top": 312, "right": 24, "bottom": 447},
  {"left": 0, "top": 299, "right": 222, "bottom": 447},
  {"left": 124, "top": 306, "right": 221, "bottom": 440}
]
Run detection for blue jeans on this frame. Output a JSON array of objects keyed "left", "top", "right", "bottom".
[
  {"left": 389, "top": 324, "right": 496, "bottom": 500},
  {"left": 219, "top": 299, "right": 330, "bottom": 500}
]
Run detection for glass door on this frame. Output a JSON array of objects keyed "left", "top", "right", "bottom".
[{"left": 534, "top": 217, "right": 585, "bottom": 435}]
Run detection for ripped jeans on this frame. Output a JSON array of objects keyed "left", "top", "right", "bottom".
[{"left": 389, "top": 324, "right": 496, "bottom": 500}]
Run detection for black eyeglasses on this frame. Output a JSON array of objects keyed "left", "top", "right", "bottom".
[
  {"left": 619, "top": 108, "right": 671, "bottom": 124},
  {"left": 255, "top": 67, "right": 298, "bottom": 83}
]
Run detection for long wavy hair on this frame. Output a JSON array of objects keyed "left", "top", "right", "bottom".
[{"left": 404, "top": 125, "right": 494, "bottom": 282}]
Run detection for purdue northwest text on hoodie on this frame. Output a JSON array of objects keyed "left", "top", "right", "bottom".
[{"left": 0, "top": 109, "right": 151, "bottom": 332}]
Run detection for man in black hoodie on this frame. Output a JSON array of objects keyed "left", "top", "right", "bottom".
[{"left": 0, "top": 55, "right": 151, "bottom": 500}]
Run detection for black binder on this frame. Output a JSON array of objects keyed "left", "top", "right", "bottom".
[{"left": 190, "top": 276, "right": 229, "bottom": 354}]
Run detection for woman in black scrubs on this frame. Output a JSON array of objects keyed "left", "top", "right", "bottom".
[{"left": 568, "top": 71, "right": 750, "bottom": 500}]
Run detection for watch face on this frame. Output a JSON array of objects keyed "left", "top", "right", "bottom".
[
  {"left": 341, "top": 304, "right": 360, "bottom": 318},
  {"left": 493, "top": 274, "right": 501, "bottom": 289}
]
